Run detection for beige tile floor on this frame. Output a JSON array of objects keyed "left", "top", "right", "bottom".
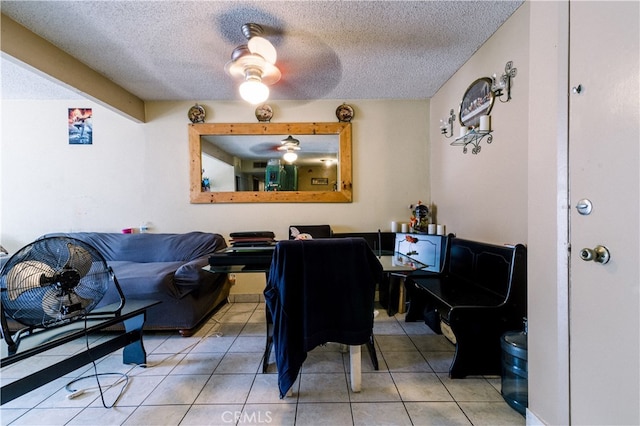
[{"left": 1, "top": 302, "right": 525, "bottom": 425}]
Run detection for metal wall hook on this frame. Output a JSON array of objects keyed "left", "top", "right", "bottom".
[
  {"left": 440, "top": 109, "right": 456, "bottom": 138},
  {"left": 492, "top": 61, "right": 517, "bottom": 102}
]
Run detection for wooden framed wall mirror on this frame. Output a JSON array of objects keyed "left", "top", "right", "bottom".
[{"left": 189, "top": 122, "right": 352, "bottom": 203}]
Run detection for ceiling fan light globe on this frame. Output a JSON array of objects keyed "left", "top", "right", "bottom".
[
  {"left": 239, "top": 80, "right": 269, "bottom": 104},
  {"left": 283, "top": 151, "right": 298, "bottom": 163}
]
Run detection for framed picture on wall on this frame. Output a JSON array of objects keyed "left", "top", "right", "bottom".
[
  {"left": 311, "top": 178, "right": 328, "bottom": 185},
  {"left": 458, "top": 77, "right": 494, "bottom": 128},
  {"left": 68, "top": 108, "right": 93, "bottom": 144}
]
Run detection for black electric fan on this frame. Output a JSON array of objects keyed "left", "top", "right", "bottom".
[{"left": 0, "top": 236, "right": 125, "bottom": 353}]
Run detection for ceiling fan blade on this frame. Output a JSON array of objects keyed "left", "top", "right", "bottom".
[
  {"left": 6, "top": 260, "right": 55, "bottom": 300},
  {"left": 250, "top": 142, "right": 282, "bottom": 155},
  {"left": 64, "top": 243, "right": 92, "bottom": 278},
  {"left": 248, "top": 36, "right": 277, "bottom": 64}
]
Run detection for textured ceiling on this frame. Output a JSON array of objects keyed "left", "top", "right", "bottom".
[{"left": 0, "top": 1, "right": 523, "bottom": 102}]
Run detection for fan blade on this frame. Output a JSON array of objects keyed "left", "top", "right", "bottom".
[
  {"left": 42, "top": 289, "right": 93, "bottom": 320},
  {"left": 248, "top": 36, "right": 277, "bottom": 64},
  {"left": 64, "top": 243, "right": 92, "bottom": 278},
  {"left": 6, "top": 260, "right": 55, "bottom": 300},
  {"left": 250, "top": 142, "right": 282, "bottom": 155}
]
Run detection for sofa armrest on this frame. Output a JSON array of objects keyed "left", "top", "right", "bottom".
[{"left": 175, "top": 256, "right": 219, "bottom": 288}]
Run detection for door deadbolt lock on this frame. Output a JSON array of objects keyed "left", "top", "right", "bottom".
[
  {"left": 580, "top": 245, "right": 610, "bottom": 264},
  {"left": 576, "top": 199, "right": 593, "bottom": 215}
]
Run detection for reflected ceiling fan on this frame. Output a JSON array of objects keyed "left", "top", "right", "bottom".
[
  {"left": 224, "top": 23, "right": 281, "bottom": 104},
  {"left": 250, "top": 135, "right": 301, "bottom": 163},
  {"left": 277, "top": 135, "right": 300, "bottom": 162}
]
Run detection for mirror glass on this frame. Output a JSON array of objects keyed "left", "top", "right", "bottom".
[{"left": 189, "top": 122, "right": 352, "bottom": 203}]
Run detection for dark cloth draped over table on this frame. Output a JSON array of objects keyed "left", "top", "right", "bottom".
[{"left": 264, "top": 238, "right": 383, "bottom": 398}]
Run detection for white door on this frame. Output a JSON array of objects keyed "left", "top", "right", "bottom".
[{"left": 569, "top": 1, "right": 639, "bottom": 424}]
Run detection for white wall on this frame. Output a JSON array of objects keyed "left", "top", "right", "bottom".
[
  {"left": 1, "top": 100, "right": 147, "bottom": 246},
  {"left": 1, "top": 99, "right": 430, "bottom": 251},
  {"left": 429, "top": 4, "right": 529, "bottom": 245}
]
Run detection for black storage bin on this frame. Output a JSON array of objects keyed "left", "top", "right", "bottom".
[{"left": 501, "top": 322, "right": 528, "bottom": 416}]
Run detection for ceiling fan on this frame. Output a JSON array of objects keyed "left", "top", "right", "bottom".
[
  {"left": 249, "top": 135, "right": 301, "bottom": 163},
  {"left": 277, "top": 135, "right": 301, "bottom": 163},
  {"left": 224, "top": 23, "right": 281, "bottom": 104}
]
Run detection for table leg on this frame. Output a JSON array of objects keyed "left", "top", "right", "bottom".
[
  {"left": 387, "top": 274, "right": 401, "bottom": 316},
  {"left": 262, "top": 271, "right": 273, "bottom": 373},
  {"left": 263, "top": 309, "right": 273, "bottom": 373},
  {"left": 398, "top": 277, "right": 406, "bottom": 314},
  {"left": 122, "top": 312, "right": 146, "bottom": 365},
  {"left": 366, "top": 334, "right": 379, "bottom": 370},
  {"left": 378, "top": 274, "right": 390, "bottom": 309}
]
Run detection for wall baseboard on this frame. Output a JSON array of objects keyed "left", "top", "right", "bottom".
[
  {"left": 526, "top": 408, "right": 545, "bottom": 426},
  {"left": 228, "top": 293, "right": 265, "bottom": 303}
]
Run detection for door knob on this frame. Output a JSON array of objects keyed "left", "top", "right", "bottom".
[{"left": 580, "top": 245, "right": 611, "bottom": 264}]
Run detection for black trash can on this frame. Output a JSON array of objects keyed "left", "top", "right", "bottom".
[{"left": 501, "top": 320, "right": 528, "bottom": 416}]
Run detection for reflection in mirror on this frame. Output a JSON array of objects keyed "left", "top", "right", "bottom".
[
  {"left": 189, "top": 123, "right": 352, "bottom": 203},
  {"left": 201, "top": 134, "right": 338, "bottom": 192}
]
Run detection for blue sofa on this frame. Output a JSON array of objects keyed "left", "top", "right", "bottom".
[{"left": 45, "top": 231, "right": 231, "bottom": 335}]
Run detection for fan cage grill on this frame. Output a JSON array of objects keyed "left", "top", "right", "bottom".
[{"left": 1, "top": 237, "right": 111, "bottom": 328}]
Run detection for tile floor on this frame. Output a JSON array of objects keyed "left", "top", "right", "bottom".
[{"left": 1, "top": 301, "right": 525, "bottom": 425}]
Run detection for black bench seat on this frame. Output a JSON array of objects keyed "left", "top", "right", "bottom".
[
  {"left": 406, "top": 237, "right": 527, "bottom": 378},
  {"left": 413, "top": 277, "right": 506, "bottom": 310}
]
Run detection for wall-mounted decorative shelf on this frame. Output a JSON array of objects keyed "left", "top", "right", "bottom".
[
  {"left": 441, "top": 60, "right": 517, "bottom": 155},
  {"left": 450, "top": 128, "right": 493, "bottom": 155}
]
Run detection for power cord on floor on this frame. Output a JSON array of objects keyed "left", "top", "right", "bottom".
[
  {"left": 64, "top": 373, "right": 128, "bottom": 403},
  {"left": 63, "top": 316, "right": 224, "bottom": 407},
  {"left": 61, "top": 316, "right": 128, "bottom": 408}
]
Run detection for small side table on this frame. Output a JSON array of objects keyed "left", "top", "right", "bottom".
[{"left": 376, "top": 251, "right": 429, "bottom": 316}]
